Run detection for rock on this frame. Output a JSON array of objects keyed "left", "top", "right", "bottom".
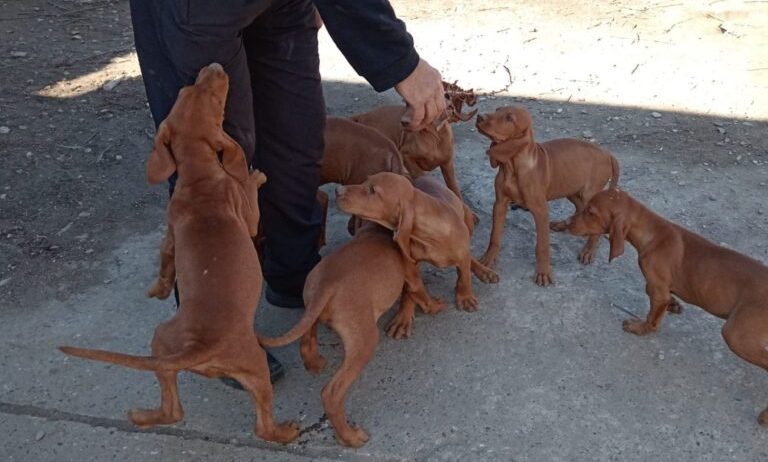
[
  {"left": 582, "top": 130, "right": 593, "bottom": 138},
  {"left": 716, "top": 127, "right": 726, "bottom": 134},
  {"left": 0, "top": 126, "right": 10, "bottom": 134},
  {"left": 102, "top": 79, "right": 122, "bottom": 91},
  {"left": 651, "top": 112, "right": 662, "bottom": 118},
  {"left": 10, "top": 51, "right": 27, "bottom": 58},
  {"left": 35, "top": 430, "right": 45, "bottom": 441}
]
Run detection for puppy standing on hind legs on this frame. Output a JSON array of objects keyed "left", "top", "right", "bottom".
[
  {"left": 564, "top": 188, "right": 768, "bottom": 424},
  {"left": 59, "top": 64, "right": 299, "bottom": 444},
  {"left": 475, "top": 105, "right": 620, "bottom": 286}
]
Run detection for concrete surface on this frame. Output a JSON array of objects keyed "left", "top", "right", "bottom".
[{"left": 2, "top": 1, "right": 768, "bottom": 461}]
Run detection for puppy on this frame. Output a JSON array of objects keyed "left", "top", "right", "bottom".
[
  {"left": 59, "top": 63, "right": 299, "bottom": 444},
  {"left": 259, "top": 222, "right": 423, "bottom": 447},
  {"left": 565, "top": 188, "right": 768, "bottom": 424},
  {"left": 336, "top": 172, "right": 498, "bottom": 311},
  {"left": 476, "top": 105, "right": 619, "bottom": 286}
]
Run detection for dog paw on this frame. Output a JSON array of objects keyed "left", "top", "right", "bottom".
[
  {"left": 758, "top": 408, "right": 768, "bottom": 426},
  {"left": 534, "top": 270, "right": 554, "bottom": 287},
  {"left": 622, "top": 319, "right": 654, "bottom": 336},
  {"left": 128, "top": 408, "right": 181, "bottom": 428},
  {"left": 456, "top": 294, "right": 479, "bottom": 312},
  {"left": 146, "top": 279, "right": 173, "bottom": 299},
  {"left": 336, "top": 425, "right": 370, "bottom": 448},
  {"left": 262, "top": 421, "right": 301, "bottom": 444},
  {"left": 386, "top": 313, "right": 414, "bottom": 340},
  {"left": 549, "top": 220, "right": 567, "bottom": 232},
  {"left": 578, "top": 248, "right": 596, "bottom": 265},
  {"left": 421, "top": 296, "right": 448, "bottom": 314},
  {"left": 667, "top": 298, "right": 683, "bottom": 314},
  {"left": 303, "top": 356, "right": 327, "bottom": 375},
  {"left": 473, "top": 266, "right": 500, "bottom": 284}
]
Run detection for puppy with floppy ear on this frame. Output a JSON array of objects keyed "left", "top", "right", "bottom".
[
  {"left": 563, "top": 188, "right": 768, "bottom": 425},
  {"left": 63, "top": 63, "right": 300, "bottom": 445},
  {"left": 336, "top": 172, "right": 498, "bottom": 312},
  {"left": 147, "top": 122, "right": 175, "bottom": 185},
  {"left": 476, "top": 105, "right": 620, "bottom": 285}
]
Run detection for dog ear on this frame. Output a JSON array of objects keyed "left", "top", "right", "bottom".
[
  {"left": 146, "top": 122, "right": 176, "bottom": 185},
  {"left": 215, "top": 131, "right": 248, "bottom": 182},
  {"left": 608, "top": 213, "right": 628, "bottom": 262},
  {"left": 393, "top": 200, "right": 416, "bottom": 264}
]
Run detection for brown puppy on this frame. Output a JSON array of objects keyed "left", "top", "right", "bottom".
[
  {"left": 59, "top": 63, "right": 299, "bottom": 444},
  {"left": 336, "top": 172, "right": 498, "bottom": 311},
  {"left": 319, "top": 116, "right": 408, "bottom": 239},
  {"left": 565, "top": 188, "right": 768, "bottom": 424},
  {"left": 476, "top": 105, "right": 619, "bottom": 286},
  {"left": 351, "top": 105, "right": 465, "bottom": 200},
  {"left": 259, "top": 222, "right": 422, "bottom": 447}
]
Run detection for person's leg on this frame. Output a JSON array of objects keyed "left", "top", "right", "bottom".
[
  {"left": 128, "top": 0, "right": 284, "bottom": 381},
  {"left": 244, "top": 0, "right": 326, "bottom": 306}
]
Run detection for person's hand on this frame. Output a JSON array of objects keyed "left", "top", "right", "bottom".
[{"left": 394, "top": 59, "right": 446, "bottom": 129}]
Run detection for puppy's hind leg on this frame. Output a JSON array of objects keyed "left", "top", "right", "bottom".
[
  {"left": 233, "top": 341, "right": 300, "bottom": 444},
  {"left": 721, "top": 309, "right": 768, "bottom": 425},
  {"left": 322, "top": 322, "right": 378, "bottom": 448},
  {"left": 129, "top": 328, "right": 184, "bottom": 427},
  {"left": 300, "top": 321, "right": 327, "bottom": 374}
]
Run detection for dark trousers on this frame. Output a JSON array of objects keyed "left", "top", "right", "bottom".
[{"left": 130, "top": 0, "right": 325, "bottom": 295}]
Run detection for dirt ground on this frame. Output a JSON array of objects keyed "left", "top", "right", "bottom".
[{"left": 1, "top": 0, "right": 768, "bottom": 461}]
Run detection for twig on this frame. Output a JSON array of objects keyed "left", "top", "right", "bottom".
[
  {"left": 96, "top": 145, "right": 111, "bottom": 163},
  {"left": 611, "top": 302, "right": 640, "bottom": 319},
  {"left": 631, "top": 63, "right": 640, "bottom": 74},
  {"left": 482, "top": 64, "right": 514, "bottom": 97}
]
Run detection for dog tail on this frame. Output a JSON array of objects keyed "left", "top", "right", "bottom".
[
  {"left": 608, "top": 154, "right": 620, "bottom": 189},
  {"left": 58, "top": 344, "right": 208, "bottom": 372},
  {"left": 258, "top": 290, "right": 328, "bottom": 348}
]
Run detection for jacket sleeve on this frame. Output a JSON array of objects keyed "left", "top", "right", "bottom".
[{"left": 313, "top": 0, "right": 420, "bottom": 92}]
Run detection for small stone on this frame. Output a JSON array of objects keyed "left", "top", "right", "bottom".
[
  {"left": 0, "top": 126, "right": 10, "bottom": 134},
  {"left": 84, "top": 148, "right": 92, "bottom": 153},
  {"left": 708, "top": 195, "right": 717, "bottom": 201},
  {"left": 582, "top": 130, "right": 593, "bottom": 138},
  {"left": 742, "top": 121, "right": 753, "bottom": 127},
  {"left": 10, "top": 51, "right": 27, "bottom": 58},
  {"left": 78, "top": 211, "right": 90, "bottom": 217},
  {"left": 556, "top": 108, "right": 563, "bottom": 113},
  {"left": 0, "top": 278, "right": 11, "bottom": 287},
  {"left": 35, "top": 430, "right": 45, "bottom": 441},
  {"left": 115, "top": 155, "right": 123, "bottom": 160},
  {"left": 26, "top": 152, "right": 32, "bottom": 157},
  {"left": 102, "top": 79, "right": 121, "bottom": 91},
  {"left": 85, "top": 248, "right": 94, "bottom": 254},
  {"left": 651, "top": 111, "right": 662, "bottom": 118},
  {"left": 716, "top": 127, "right": 726, "bottom": 134}
]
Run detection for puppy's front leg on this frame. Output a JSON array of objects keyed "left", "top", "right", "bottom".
[
  {"left": 455, "top": 256, "right": 478, "bottom": 311},
  {"left": 402, "top": 259, "right": 446, "bottom": 314},
  {"left": 479, "top": 191, "right": 509, "bottom": 268},
  {"left": 623, "top": 284, "right": 672, "bottom": 335},
  {"left": 147, "top": 225, "right": 176, "bottom": 299},
  {"left": 528, "top": 202, "right": 553, "bottom": 286}
]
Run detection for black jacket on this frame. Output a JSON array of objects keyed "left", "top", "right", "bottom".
[{"left": 314, "top": 0, "right": 420, "bottom": 91}]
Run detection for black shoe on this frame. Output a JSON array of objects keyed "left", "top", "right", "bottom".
[
  {"left": 219, "top": 351, "right": 285, "bottom": 390},
  {"left": 265, "top": 285, "right": 305, "bottom": 309}
]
